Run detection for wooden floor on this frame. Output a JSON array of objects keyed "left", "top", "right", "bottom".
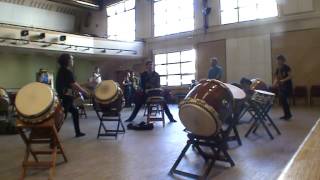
[{"left": 0, "top": 105, "right": 319, "bottom": 180}]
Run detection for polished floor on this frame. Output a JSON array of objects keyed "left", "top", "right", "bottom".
[{"left": 0, "top": 104, "right": 319, "bottom": 180}]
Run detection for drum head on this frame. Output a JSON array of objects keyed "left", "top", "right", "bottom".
[
  {"left": 255, "top": 90, "right": 275, "bottom": 96},
  {"left": 224, "top": 83, "right": 246, "bottom": 100},
  {"left": 95, "top": 80, "right": 117, "bottom": 101},
  {"left": 15, "top": 82, "right": 53, "bottom": 117},
  {"left": 179, "top": 104, "right": 220, "bottom": 137}
]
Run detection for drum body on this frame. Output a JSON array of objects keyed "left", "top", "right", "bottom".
[
  {"left": 250, "top": 78, "right": 268, "bottom": 91},
  {"left": 179, "top": 79, "right": 234, "bottom": 137},
  {"left": 94, "top": 80, "right": 124, "bottom": 112},
  {"left": 251, "top": 90, "right": 275, "bottom": 105},
  {"left": 15, "top": 82, "right": 64, "bottom": 131},
  {"left": 0, "top": 88, "right": 10, "bottom": 112}
]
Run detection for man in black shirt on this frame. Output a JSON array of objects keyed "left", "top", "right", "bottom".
[
  {"left": 273, "top": 55, "right": 293, "bottom": 120},
  {"left": 125, "top": 61, "right": 176, "bottom": 122},
  {"left": 56, "top": 53, "right": 88, "bottom": 137}
]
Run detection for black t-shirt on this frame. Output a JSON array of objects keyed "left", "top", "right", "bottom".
[
  {"left": 275, "top": 64, "right": 293, "bottom": 91},
  {"left": 140, "top": 71, "right": 160, "bottom": 91},
  {"left": 56, "top": 67, "right": 75, "bottom": 98}
]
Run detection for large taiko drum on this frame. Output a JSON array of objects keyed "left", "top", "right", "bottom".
[
  {"left": 94, "top": 80, "right": 124, "bottom": 112},
  {"left": 0, "top": 88, "right": 10, "bottom": 112},
  {"left": 15, "top": 82, "right": 64, "bottom": 131},
  {"left": 250, "top": 78, "right": 268, "bottom": 91},
  {"left": 179, "top": 79, "right": 234, "bottom": 137}
]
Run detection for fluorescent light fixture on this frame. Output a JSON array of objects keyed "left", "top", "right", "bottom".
[{"left": 73, "top": 0, "right": 99, "bottom": 8}]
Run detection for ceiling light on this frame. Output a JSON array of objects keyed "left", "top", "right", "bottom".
[{"left": 73, "top": 0, "right": 99, "bottom": 8}]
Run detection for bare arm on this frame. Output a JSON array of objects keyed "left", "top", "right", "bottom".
[{"left": 71, "top": 82, "right": 89, "bottom": 96}]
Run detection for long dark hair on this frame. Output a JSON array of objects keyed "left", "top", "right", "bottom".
[{"left": 58, "top": 53, "right": 72, "bottom": 68}]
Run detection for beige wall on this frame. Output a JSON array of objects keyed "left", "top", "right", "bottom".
[
  {"left": 271, "top": 29, "right": 320, "bottom": 87},
  {"left": 0, "top": 50, "right": 94, "bottom": 89},
  {"left": 196, "top": 40, "right": 226, "bottom": 81}
]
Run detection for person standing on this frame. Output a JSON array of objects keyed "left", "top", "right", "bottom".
[
  {"left": 56, "top": 53, "right": 88, "bottom": 137},
  {"left": 88, "top": 66, "right": 102, "bottom": 90},
  {"left": 208, "top": 57, "right": 223, "bottom": 80},
  {"left": 125, "top": 61, "right": 176, "bottom": 122},
  {"left": 123, "top": 72, "right": 133, "bottom": 107},
  {"left": 273, "top": 55, "right": 293, "bottom": 120}
]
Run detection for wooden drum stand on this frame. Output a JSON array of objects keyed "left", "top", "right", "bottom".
[{"left": 16, "top": 115, "right": 67, "bottom": 180}]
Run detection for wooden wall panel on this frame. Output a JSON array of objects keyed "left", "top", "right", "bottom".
[
  {"left": 226, "top": 34, "right": 272, "bottom": 84},
  {"left": 271, "top": 29, "right": 320, "bottom": 87},
  {"left": 196, "top": 40, "right": 226, "bottom": 81}
]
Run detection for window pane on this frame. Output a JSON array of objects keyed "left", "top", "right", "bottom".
[
  {"left": 167, "top": 64, "right": 180, "bottom": 74},
  {"left": 239, "top": 0, "right": 257, "bottom": 8},
  {"left": 167, "top": 52, "right": 180, "bottom": 63},
  {"left": 168, "top": 75, "right": 181, "bottom": 86},
  {"left": 154, "top": 0, "right": 167, "bottom": 15},
  {"left": 181, "top": 62, "right": 195, "bottom": 74},
  {"left": 257, "top": 1, "right": 278, "bottom": 19},
  {"left": 125, "top": 0, "right": 135, "bottom": 10},
  {"left": 154, "top": 0, "right": 194, "bottom": 37},
  {"left": 181, "top": 49, "right": 196, "bottom": 62},
  {"left": 155, "top": 54, "right": 166, "bottom": 64},
  {"left": 182, "top": 75, "right": 195, "bottom": 85},
  {"left": 155, "top": 65, "right": 167, "bottom": 75},
  {"left": 107, "top": 6, "right": 117, "bottom": 16},
  {"left": 220, "top": 0, "right": 237, "bottom": 10},
  {"left": 107, "top": 2, "right": 135, "bottom": 41},
  {"left": 221, "top": 9, "right": 238, "bottom": 24},
  {"left": 160, "top": 76, "right": 167, "bottom": 86},
  {"left": 154, "top": 25, "right": 167, "bottom": 37},
  {"left": 239, "top": 6, "right": 257, "bottom": 22}
]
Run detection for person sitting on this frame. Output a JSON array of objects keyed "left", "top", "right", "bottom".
[{"left": 125, "top": 61, "right": 176, "bottom": 123}]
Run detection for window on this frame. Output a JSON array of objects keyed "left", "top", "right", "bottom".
[
  {"left": 107, "top": 0, "right": 135, "bottom": 41},
  {"left": 153, "top": 0, "right": 194, "bottom": 37},
  {"left": 155, "top": 49, "right": 196, "bottom": 86},
  {"left": 220, "top": 0, "right": 278, "bottom": 24}
]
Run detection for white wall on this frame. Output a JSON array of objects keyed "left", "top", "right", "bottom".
[
  {"left": 226, "top": 34, "right": 272, "bottom": 84},
  {"left": 0, "top": 2, "right": 76, "bottom": 32}
]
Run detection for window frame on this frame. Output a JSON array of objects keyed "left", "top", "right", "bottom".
[
  {"left": 220, "top": 0, "right": 279, "bottom": 25},
  {"left": 152, "top": 0, "right": 195, "bottom": 37},
  {"left": 154, "top": 49, "right": 196, "bottom": 87},
  {"left": 106, "top": 0, "right": 136, "bottom": 41}
]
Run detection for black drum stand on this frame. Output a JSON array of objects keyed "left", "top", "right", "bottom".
[
  {"left": 245, "top": 100, "right": 281, "bottom": 140},
  {"left": 169, "top": 132, "right": 235, "bottom": 179},
  {"left": 93, "top": 102, "right": 125, "bottom": 139}
]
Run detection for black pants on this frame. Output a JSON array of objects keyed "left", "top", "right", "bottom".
[
  {"left": 279, "top": 88, "right": 292, "bottom": 117},
  {"left": 62, "top": 96, "right": 82, "bottom": 135},
  {"left": 126, "top": 93, "right": 175, "bottom": 122}
]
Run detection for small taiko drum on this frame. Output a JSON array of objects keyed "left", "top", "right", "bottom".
[
  {"left": 15, "top": 82, "right": 64, "bottom": 131},
  {"left": 0, "top": 88, "right": 10, "bottom": 112},
  {"left": 250, "top": 78, "right": 268, "bottom": 91},
  {"left": 251, "top": 90, "right": 275, "bottom": 105},
  {"left": 179, "top": 79, "right": 234, "bottom": 137},
  {"left": 94, "top": 80, "right": 124, "bottom": 112}
]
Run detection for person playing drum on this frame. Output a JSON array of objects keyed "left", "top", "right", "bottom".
[
  {"left": 56, "top": 53, "right": 89, "bottom": 137},
  {"left": 125, "top": 61, "right": 176, "bottom": 123}
]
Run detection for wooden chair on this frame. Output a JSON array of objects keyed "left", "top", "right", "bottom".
[
  {"left": 293, "top": 86, "right": 308, "bottom": 105},
  {"left": 310, "top": 85, "right": 320, "bottom": 105}
]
